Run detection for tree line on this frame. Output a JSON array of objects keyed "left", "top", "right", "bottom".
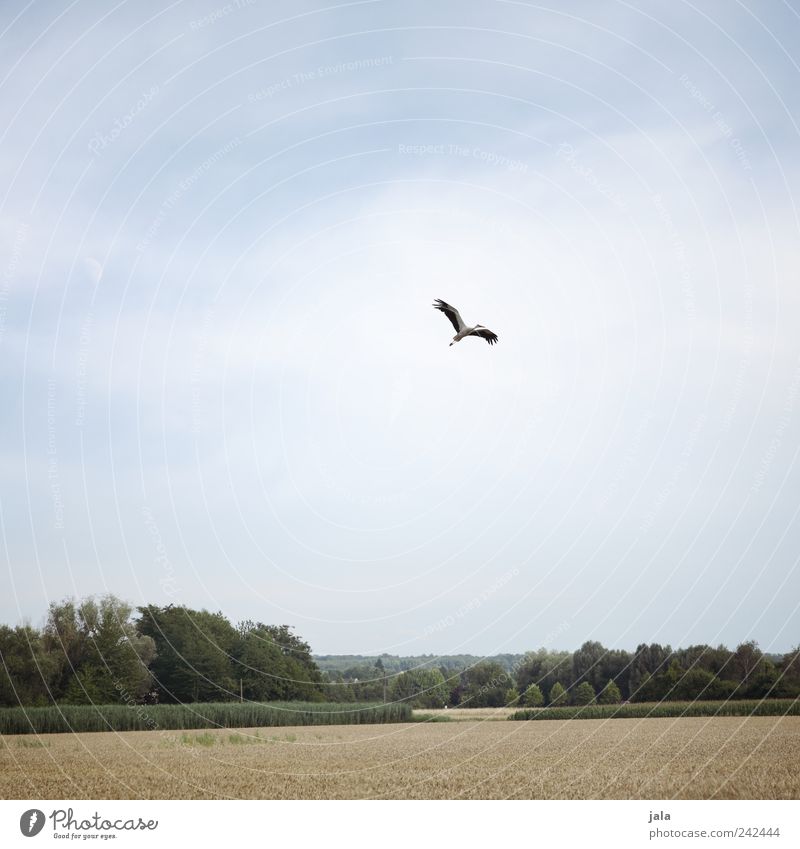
[
  {"left": 0, "top": 595, "right": 321, "bottom": 707},
  {"left": 318, "top": 641, "right": 800, "bottom": 708},
  {"left": 1, "top": 596, "right": 798, "bottom": 709}
]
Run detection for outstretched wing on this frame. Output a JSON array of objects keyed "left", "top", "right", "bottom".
[
  {"left": 433, "top": 298, "right": 465, "bottom": 333},
  {"left": 469, "top": 326, "right": 498, "bottom": 345}
]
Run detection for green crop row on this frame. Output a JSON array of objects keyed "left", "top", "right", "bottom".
[
  {"left": 0, "top": 700, "right": 412, "bottom": 736},
  {"left": 509, "top": 698, "right": 800, "bottom": 721}
]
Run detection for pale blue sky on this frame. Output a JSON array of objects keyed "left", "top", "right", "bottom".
[{"left": 1, "top": 0, "right": 799, "bottom": 655}]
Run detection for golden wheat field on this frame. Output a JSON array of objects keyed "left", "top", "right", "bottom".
[{"left": 1, "top": 716, "right": 798, "bottom": 800}]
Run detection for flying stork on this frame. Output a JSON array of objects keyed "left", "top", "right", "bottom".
[{"left": 433, "top": 299, "right": 499, "bottom": 346}]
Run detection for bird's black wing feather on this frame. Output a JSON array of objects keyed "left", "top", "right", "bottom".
[
  {"left": 432, "top": 298, "right": 464, "bottom": 333},
  {"left": 470, "top": 327, "right": 498, "bottom": 345}
]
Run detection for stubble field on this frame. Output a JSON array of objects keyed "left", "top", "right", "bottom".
[{"left": 1, "top": 716, "right": 797, "bottom": 800}]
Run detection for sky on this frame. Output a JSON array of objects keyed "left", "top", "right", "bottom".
[{"left": 1, "top": 0, "right": 799, "bottom": 657}]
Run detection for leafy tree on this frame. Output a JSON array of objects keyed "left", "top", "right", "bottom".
[
  {"left": 549, "top": 681, "right": 568, "bottom": 706},
  {"left": 232, "top": 622, "right": 322, "bottom": 702},
  {"left": 598, "top": 649, "right": 632, "bottom": 699},
  {"left": 504, "top": 688, "right": 520, "bottom": 706},
  {"left": 137, "top": 605, "right": 237, "bottom": 702},
  {"left": 45, "top": 596, "right": 155, "bottom": 704},
  {"left": 597, "top": 679, "right": 622, "bottom": 704},
  {"left": 572, "top": 641, "right": 606, "bottom": 691},
  {"left": 389, "top": 667, "right": 449, "bottom": 708},
  {"left": 522, "top": 683, "right": 544, "bottom": 707},
  {"left": 733, "top": 641, "right": 764, "bottom": 684},
  {"left": 0, "top": 625, "right": 58, "bottom": 707},
  {"left": 780, "top": 646, "right": 800, "bottom": 682},
  {"left": 774, "top": 648, "right": 800, "bottom": 697},
  {"left": 515, "top": 648, "right": 571, "bottom": 696},
  {"left": 375, "top": 657, "right": 388, "bottom": 702},
  {"left": 574, "top": 681, "right": 595, "bottom": 705},
  {"left": 670, "top": 668, "right": 715, "bottom": 701},
  {"left": 321, "top": 672, "right": 356, "bottom": 702},
  {"left": 629, "top": 643, "right": 672, "bottom": 698},
  {"left": 461, "top": 661, "right": 510, "bottom": 708},
  {"left": 444, "top": 668, "right": 464, "bottom": 706}
]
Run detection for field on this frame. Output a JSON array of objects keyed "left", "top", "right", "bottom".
[{"left": 1, "top": 715, "right": 797, "bottom": 799}]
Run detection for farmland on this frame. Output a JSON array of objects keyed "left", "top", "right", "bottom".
[{"left": 1, "top": 715, "right": 797, "bottom": 799}]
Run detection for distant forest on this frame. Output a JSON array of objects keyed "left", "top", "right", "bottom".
[{"left": 1, "top": 595, "right": 798, "bottom": 710}]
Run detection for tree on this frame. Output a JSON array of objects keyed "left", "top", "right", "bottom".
[
  {"left": 574, "top": 681, "right": 595, "bottom": 705},
  {"left": 461, "top": 661, "right": 510, "bottom": 708},
  {"left": 572, "top": 641, "right": 606, "bottom": 691},
  {"left": 444, "top": 668, "right": 464, "bottom": 706},
  {"left": 137, "top": 605, "right": 237, "bottom": 702},
  {"left": 515, "top": 648, "right": 572, "bottom": 696},
  {"left": 0, "top": 625, "right": 59, "bottom": 707},
  {"left": 629, "top": 643, "right": 672, "bottom": 698},
  {"left": 671, "top": 668, "right": 717, "bottom": 701},
  {"left": 598, "top": 649, "right": 632, "bottom": 699},
  {"left": 375, "top": 657, "right": 388, "bottom": 702},
  {"left": 321, "top": 672, "right": 355, "bottom": 702},
  {"left": 597, "top": 679, "right": 621, "bottom": 704},
  {"left": 549, "top": 681, "right": 568, "bottom": 706},
  {"left": 776, "top": 647, "right": 800, "bottom": 697},
  {"left": 780, "top": 646, "right": 800, "bottom": 682},
  {"left": 522, "top": 683, "right": 544, "bottom": 707},
  {"left": 505, "top": 688, "right": 520, "bottom": 706},
  {"left": 44, "top": 596, "right": 155, "bottom": 704},
  {"left": 389, "top": 667, "right": 449, "bottom": 708},
  {"left": 232, "top": 622, "right": 321, "bottom": 702},
  {"left": 733, "top": 641, "right": 764, "bottom": 684}
]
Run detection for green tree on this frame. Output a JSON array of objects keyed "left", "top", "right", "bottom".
[
  {"left": 232, "top": 622, "right": 322, "bottom": 702},
  {"left": 461, "top": 661, "right": 510, "bottom": 708},
  {"left": 597, "top": 679, "right": 622, "bottom": 704},
  {"left": 389, "top": 667, "right": 449, "bottom": 708},
  {"left": 780, "top": 646, "right": 800, "bottom": 682},
  {"left": 137, "top": 605, "right": 237, "bottom": 702},
  {"left": 629, "top": 643, "right": 672, "bottom": 698},
  {"left": 572, "top": 640, "right": 606, "bottom": 691},
  {"left": 733, "top": 641, "right": 764, "bottom": 685},
  {"left": 45, "top": 596, "right": 155, "bottom": 704},
  {"left": 574, "top": 681, "right": 595, "bottom": 705},
  {"left": 504, "top": 687, "right": 520, "bottom": 706},
  {"left": 522, "top": 683, "right": 544, "bottom": 707},
  {"left": 549, "top": 681, "right": 568, "bottom": 706},
  {"left": 0, "top": 625, "right": 59, "bottom": 707},
  {"left": 671, "top": 668, "right": 718, "bottom": 701},
  {"left": 515, "top": 648, "right": 571, "bottom": 696}
]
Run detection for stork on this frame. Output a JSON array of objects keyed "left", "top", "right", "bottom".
[{"left": 432, "top": 299, "right": 499, "bottom": 346}]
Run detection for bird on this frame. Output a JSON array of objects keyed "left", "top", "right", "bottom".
[{"left": 432, "top": 298, "right": 498, "bottom": 346}]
